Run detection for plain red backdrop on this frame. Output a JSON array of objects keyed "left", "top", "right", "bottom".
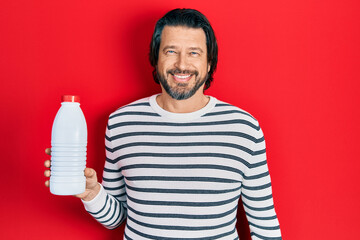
[{"left": 1, "top": 0, "right": 359, "bottom": 239}]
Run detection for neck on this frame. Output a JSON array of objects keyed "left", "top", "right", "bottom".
[{"left": 156, "top": 90, "right": 210, "bottom": 113}]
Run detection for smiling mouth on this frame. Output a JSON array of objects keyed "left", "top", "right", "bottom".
[
  {"left": 172, "top": 74, "right": 192, "bottom": 82},
  {"left": 175, "top": 74, "right": 191, "bottom": 79}
]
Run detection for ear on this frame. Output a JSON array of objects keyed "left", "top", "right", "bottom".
[{"left": 208, "top": 63, "right": 211, "bottom": 73}]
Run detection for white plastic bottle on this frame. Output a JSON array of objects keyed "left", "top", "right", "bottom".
[{"left": 50, "top": 95, "right": 87, "bottom": 195}]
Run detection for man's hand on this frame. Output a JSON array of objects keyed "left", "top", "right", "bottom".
[{"left": 44, "top": 148, "right": 101, "bottom": 201}]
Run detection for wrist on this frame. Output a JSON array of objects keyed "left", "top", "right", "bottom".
[{"left": 82, "top": 183, "right": 101, "bottom": 202}]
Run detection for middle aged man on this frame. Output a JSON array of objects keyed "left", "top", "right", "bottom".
[{"left": 45, "top": 8, "right": 282, "bottom": 239}]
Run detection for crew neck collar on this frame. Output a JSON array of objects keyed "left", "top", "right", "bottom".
[{"left": 149, "top": 94, "right": 217, "bottom": 121}]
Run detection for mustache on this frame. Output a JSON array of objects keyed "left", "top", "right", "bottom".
[{"left": 167, "top": 68, "right": 199, "bottom": 76}]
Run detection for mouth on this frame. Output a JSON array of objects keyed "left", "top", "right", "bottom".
[{"left": 172, "top": 74, "right": 192, "bottom": 82}]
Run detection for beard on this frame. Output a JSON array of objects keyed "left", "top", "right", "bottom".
[{"left": 157, "top": 68, "right": 208, "bottom": 100}]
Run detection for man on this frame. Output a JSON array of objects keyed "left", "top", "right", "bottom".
[{"left": 44, "top": 8, "right": 281, "bottom": 239}]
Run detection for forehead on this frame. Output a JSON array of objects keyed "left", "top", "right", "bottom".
[{"left": 160, "top": 26, "right": 207, "bottom": 49}]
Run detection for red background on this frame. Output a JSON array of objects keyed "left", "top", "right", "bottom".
[{"left": 1, "top": 0, "right": 359, "bottom": 239}]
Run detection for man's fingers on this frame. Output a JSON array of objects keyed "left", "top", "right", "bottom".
[
  {"left": 44, "top": 169, "right": 51, "bottom": 177},
  {"left": 44, "top": 148, "right": 51, "bottom": 189},
  {"left": 45, "top": 148, "right": 51, "bottom": 155},
  {"left": 44, "top": 160, "right": 51, "bottom": 168},
  {"left": 84, "top": 168, "right": 97, "bottom": 179}
]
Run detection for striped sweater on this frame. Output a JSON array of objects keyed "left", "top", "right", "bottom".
[{"left": 82, "top": 94, "right": 281, "bottom": 239}]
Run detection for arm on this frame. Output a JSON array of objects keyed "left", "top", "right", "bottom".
[
  {"left": 241, "top": 126, "right": 282, "bottom": 239},
  {"left": 43, "top": 123, "right": 127, "bottom": 229},
  {"left": 81, "top": 124, "right": 127, "bottom": 229}
]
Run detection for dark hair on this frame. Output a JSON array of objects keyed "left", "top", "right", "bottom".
[{"left": 149, "top": 8, "right": 218, "bottom": 90}]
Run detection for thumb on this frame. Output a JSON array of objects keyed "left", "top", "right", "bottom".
[{"left": 84, "top": 168, "right": 97, "bottom": 179}]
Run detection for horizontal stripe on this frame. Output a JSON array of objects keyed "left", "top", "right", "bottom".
[
  {"left": 127, "top": 214, "right": 237, "bottom": 231},
  {"left": 103, "top": 167, "right": 121, "bottom": 173},
  {"left": 94, "top": 198, "right": 113, "bottom": 220},
  {"left": 127, "top": 194, "right": 240, "bottom": 207},
  {"left": 99, "top": 199, "right": 119, "bottom": 224},
  {"left": 250, "top": 160, "right": 267, "bottom": 168},
  {"left": 245, "top": 211, "right": 278, "bottom": 221},
  {"left": 242, "top": 200, "right": 274, "bottom": 211},
  {"left": 105, "top": 146, "right": 113, "bottom": 153},
  {"left": 250, "top": 232, "right": 282, "bottom": 240},
  {"left": 127, "top": 204, "right": 238, "bottom": 219},
  {"left": 126, "top": 184, "right": 241, "bottom": 195},
  {"left": 110, "top": 141, "right": 253, "bottom": 155},
  {"left": 86, "top": 195, "right": 109, "bottom": 215},
  {"left": 248, "top": 221, "right": 280, "bottom": 231},
  {"left": 107, "top": 201, "right": 125, "bottom": 227},
  {"left": 105, "top": 200, "right": 126, "bottom": 227},
  {"left": 103, "top": 185, "right": 125, "bottom": 191},
  {"left": 253, "top": 148, "right": 266, "bottom": 155},
  {"left": 243, "top": 171, "right": 269, "bottom": 180},
  {"left": 124, "top": 231, "right": 133, "bottom": 240},
  {"left": 125, "top": 176, "right": 241, "bottom": 183},
  {"left": 103, "top": 176, "right": 124, "bottom": 182},
  {"left": 109, "top": 219, "right": 124, "bottom": 230},
  {"left": 112, "top": 192, "right": 127, "bottom": 198},
  {"left": 127, "top": 102, "right": 150, "bottom": 107},
  {"left": 110, "top": 111, "right": 160, "bottom": 119},
  {"left": 116, "top": 102, "right": 150, "bottom": 110},
  {"left": 109, "top": 119, "right": 259, "bottom": 130},
  {"left": 111, "top": 152, "right": 250, "bottom": 168},
  {"left": 241, "top": 193, "right": 274, "bottom": 202},
  {"left": 106, "top": 142, "right": 264, "bottom": 157},
  {"left": 109, "top": 131, "right": 262, "bottom": 143},
  {"left": 242, "top": 182, "right": 272, "bottom": 191},
  {"left": 204, "top": 109, "right": 256, "bottom": 121},
  {"left": 120, "top": 163, "right": 244, "bottom": 176},
  {"left": 126, "top": 223, "right": 236, "bottom": 240}
]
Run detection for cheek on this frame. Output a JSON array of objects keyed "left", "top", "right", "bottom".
[
  {"left": 196, "top": 63, "right": 209, "bottom": 75},
  {"left": 158, "top": 59, "right": 172, "bottom": 72},
  {"left": 193, "top": 58, "right": 209, "bottom": 72}
]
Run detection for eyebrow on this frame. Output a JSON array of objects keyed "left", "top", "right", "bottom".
[
  {"left": 162, "top": 45, "right": 177, "bottom": 52},
  {"left": 188, "top": 47, "right": 204, "bottom": 53},
  {"left": 162, "top": 45, "right": 204, "bottom": 53}
]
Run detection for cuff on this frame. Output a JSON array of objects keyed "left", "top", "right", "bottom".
[{"left": 81, "top": 183, "right": 107, "bottom": 213}]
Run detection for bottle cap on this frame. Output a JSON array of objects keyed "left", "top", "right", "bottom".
[{"left": 62, "top": 95, "right": 80, "bottom": 103}]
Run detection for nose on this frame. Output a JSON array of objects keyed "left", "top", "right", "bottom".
[{"left": 174, "top": 52, "right": 188, "bottom": 71}]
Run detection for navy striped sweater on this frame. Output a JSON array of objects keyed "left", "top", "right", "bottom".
[{"left": 82, "top": 94, "right": 281, "bottom": 239}]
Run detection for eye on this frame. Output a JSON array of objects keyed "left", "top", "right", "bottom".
[
  {"left": 166, "top": 50, "right": 176, "bottom": 54},
  {"left": 190, "top": 51, "right": 200, "bottom": 56}
]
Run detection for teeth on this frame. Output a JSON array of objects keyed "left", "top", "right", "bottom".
[{"left": 174, "top": 75, "right": 191, "bottom": 79}]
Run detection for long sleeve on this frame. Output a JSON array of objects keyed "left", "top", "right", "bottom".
[
  {"left": 241, "top": 126, "right": 282, "bottom": 239},
  {"left": 82, "top": 123, "right": 127, "bottom": 229},
  {"left": 82, "top": 96, "right": 282, "bottom": 238}
]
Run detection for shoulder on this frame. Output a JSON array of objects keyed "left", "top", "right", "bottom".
[
  {"left": 108, "top": 95, "right": 158, "bottom": 123},
  {"left": 210, "top": 97, "right": 260, "bottom": 129},
  {"left": 109, "top": 96, "right": 150, "bottom": 115}
]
